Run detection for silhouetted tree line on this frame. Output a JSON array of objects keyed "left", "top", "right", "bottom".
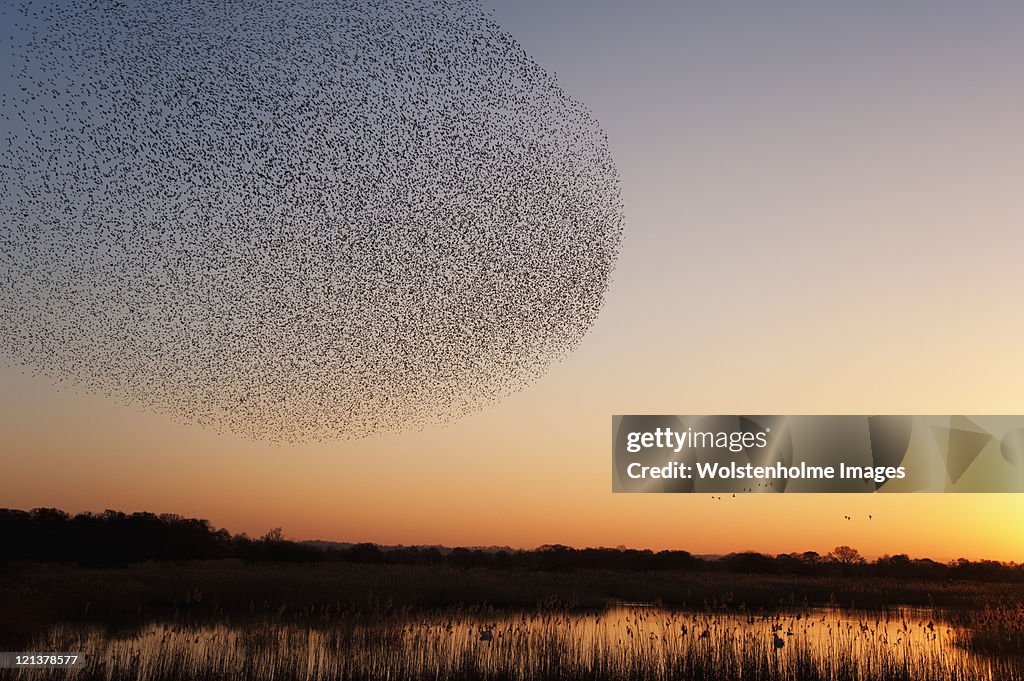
[
  {"left": 0, "top": 508, "right": 231, "bottom": 564},
  {"left": 1, "top": 508, "right": 1021, "bottom": 583}
]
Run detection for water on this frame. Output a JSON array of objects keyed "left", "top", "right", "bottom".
[{"left": 13, "top": 605, "right": 1019, "bottom": 680}]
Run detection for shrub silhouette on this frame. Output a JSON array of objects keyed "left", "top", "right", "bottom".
[{"left": 1, "top": 507, "right": 1022, "bottom": 583}]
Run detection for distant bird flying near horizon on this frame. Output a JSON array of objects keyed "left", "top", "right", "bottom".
[{"left": 0, "top": 0, "right": 625, "bottom": 442}]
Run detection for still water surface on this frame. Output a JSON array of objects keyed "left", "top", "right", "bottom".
[{"left": 23, "top": 605, "right": 1019, "bottom": 680}]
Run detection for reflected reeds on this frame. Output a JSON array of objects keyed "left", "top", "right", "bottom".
[{"left": 13, "top": 603, "right": 1023, "bottom": 681}]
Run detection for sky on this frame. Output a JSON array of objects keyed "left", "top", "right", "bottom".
[{"left": 2, "top": 0, "right": 1024, "bottom": 561}]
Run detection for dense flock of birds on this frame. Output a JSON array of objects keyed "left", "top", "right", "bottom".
[{"left": 0, "top": 0, "right": 624, "bottom": 441}]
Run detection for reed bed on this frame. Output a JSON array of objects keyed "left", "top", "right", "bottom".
[
  {"left": 5, "top": 560, "right": 1021, "bottom": 645},
  {"left": 7, "top": 604, "right": 1022, "bottom": 681},
  {"left": 951, "top": 599, "right": 1024, "bottom": 655}
]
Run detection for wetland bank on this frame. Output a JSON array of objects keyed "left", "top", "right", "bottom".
[{"left": 2, "top": 560, "right": 1023, "bottom": 681}]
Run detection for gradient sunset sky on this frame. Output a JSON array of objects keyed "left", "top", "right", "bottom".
[{"left": 2, "top": 0, "right": 1023, "bottom": 561}]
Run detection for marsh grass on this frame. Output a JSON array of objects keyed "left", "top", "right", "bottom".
[
  {"left": 3, "top": 560, "right": 1019, "bottom": 644},
  {"left": 951, "top": 600, "right": 1024, "bottom": 656},
  {"left": 7, "top": 604, "right": 1023, "bottom": 681},
  {"left": 3, "top": 563, "right": 1023, "bottom": 681}
]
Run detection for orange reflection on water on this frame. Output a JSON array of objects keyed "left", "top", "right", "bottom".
[{"left": 30, "top": 605, "right": 1021, "bottom": 680}]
